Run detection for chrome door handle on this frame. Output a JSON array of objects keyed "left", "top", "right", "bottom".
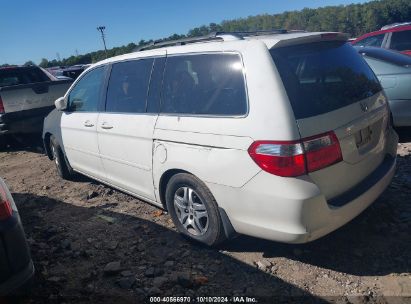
[
  {"left": 101, "top": 122, "right": 113, "bottom": 130},
  {"left": 84, "top": 120, "right": 94, "bottom": 127}
]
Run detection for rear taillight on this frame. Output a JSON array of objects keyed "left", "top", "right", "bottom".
[
  {"left": 248, "top": 131, "right": 342, "bottom": 177},
  {"left": 0, "top": 184, "right": 12, "bottom": 220},
  {"left": 0, "top": 96, "right": 4, "bottom": 114},
  {"left": 303, "top": 132, "right": 342, "bottom": 173},
  {"left": 248, "top": 141, "right": 306, "bottom": 177}
]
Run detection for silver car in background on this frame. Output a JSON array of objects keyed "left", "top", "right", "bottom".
[{"left": 356, "top": 46, "right": 411, "bottom": 127}]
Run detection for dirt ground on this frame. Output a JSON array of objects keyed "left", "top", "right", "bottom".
[{"left": 0, "top": 131, "right": 410, "bottom": 304}]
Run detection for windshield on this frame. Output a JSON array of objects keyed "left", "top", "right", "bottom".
[{"left": 270, "top": 41, "right": 382, "bottom": 119}]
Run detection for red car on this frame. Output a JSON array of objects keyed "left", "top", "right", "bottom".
[{"left": 352, "top": 22, "right": 411, "bottom": 56}]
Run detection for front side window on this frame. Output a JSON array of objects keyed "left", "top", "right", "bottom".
[
  {"left": 68, "top": 66, "right": 105, "bottom": 112},
  {"left": 106, "top": 59, "right": 154, "bottom": 113},
  {"left": 161, "top": 53, "right": 247, "bottom": 116},
  {"left": 390, "top": 30, "right": 411, "bottom": 51},
  {"left": 353, "top": 34, "right": 385, "bottom": 47}
]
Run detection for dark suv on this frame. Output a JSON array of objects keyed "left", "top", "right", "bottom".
[
  {"left": 352, "top": 23, "right": 411, "bottom": 56},
  {"left": 0, "top": 178, "right": 34, "bottom": 296}
]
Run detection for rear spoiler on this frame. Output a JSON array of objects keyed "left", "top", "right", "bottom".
[{"left": 269, "top": 32, "right": 349, "bottom": 49}]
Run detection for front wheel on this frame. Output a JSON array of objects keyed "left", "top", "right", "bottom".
[
  {"left": 50, "top": 135, "right": 75, "bottom": 180},
  {"left": 165, "top": 173, "right": 226, "bottom": 246}
]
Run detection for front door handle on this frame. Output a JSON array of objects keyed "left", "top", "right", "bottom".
[
  {"left": 84, "top": 120, "right": 94, "bottom": 127},
  {"left": 101, "top": 122, "right": 113, "bottom": 130}
]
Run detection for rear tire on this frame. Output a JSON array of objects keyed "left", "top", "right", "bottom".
[
  {"left": 165, "top": 173, "right": 226, "bottom": 246},
  {"left": 50, "top": 135, "right": 74, "bottom": 180}
]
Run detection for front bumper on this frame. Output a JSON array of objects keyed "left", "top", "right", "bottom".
[
  {"left": 0, "top": 213, "right": 34, "bottom": 296},
  {"left": 0, "top": 195, "right": 34, "bottom": 297},
  {"left": 0, "top": 260, "right": 34, "bottom": 296}
]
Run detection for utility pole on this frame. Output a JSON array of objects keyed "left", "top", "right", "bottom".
[{"left": 97, "top": 26, "right": 108, "bottom": 58}]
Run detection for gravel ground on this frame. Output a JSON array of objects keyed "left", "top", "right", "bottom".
[{"left": 0, "top": 133, "right": 410, "bottom": 304}]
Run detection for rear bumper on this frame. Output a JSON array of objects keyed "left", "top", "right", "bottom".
[
  {"left": 208, "top": 130, "right": 398, "bottom": 243},
  {"left": 0, "top": 260, "right": 34, "bottom": 296},
  {"left": 389, "top": 99, "right": 411, "bottom": 127},
  {"left": 0, "top": 106, "right": 54, "bottom": 136},
  {"left": 0, "top": 214, "right": 34, "bottom": 296}
]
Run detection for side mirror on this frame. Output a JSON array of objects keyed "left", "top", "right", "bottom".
[{"left": 55, "top": 96, "right": 68, "bottom": 111}]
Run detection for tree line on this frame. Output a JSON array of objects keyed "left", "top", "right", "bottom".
[{"left": 2, "top": 0, "right": 410, "bottom": 68}]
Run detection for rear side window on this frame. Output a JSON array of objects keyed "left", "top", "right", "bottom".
[
  {"left": 106, "top": 59, "right": 154, "bottom": 113},
  {"left": 353, "top": 34, "right": 385, "bottom": 47},
  {"left": 270, "top": 41, "right": 382, "bottom": 120},
  {"left": 161, "top": 53, "right": 247, "bottom": 116},
  {"left": 390, "top": 30, "right": 411, "bottom": 51}
]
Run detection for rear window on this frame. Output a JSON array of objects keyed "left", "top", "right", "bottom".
[
  {"left": 0, "top": 67, "right": 50, "bottom": 87},
  {"left": 270, "top": 41, "right": 382, "bottom": 120}
]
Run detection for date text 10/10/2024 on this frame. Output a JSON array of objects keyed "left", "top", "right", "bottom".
[{"left": 149, "top": 296, "right": 258, "bottom": 303}]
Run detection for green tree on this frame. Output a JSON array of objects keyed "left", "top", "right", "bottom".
[
  {"left": 39, "top": 58, "right": 49, "bottom": 68},
  {"left": 23, "top": 60, "right": 35, "bottom": 66},
  {"left": 8, "top": 0, "right": 411, "bottom": 68}
]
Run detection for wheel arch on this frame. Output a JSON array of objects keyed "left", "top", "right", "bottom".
[
  {"left": 158, "top": 168, "right": 191, "bottom": 210},
  {"left": 157, "top": 168, "right": 237, "bottom": 239}
]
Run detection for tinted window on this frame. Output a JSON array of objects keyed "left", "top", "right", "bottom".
[
  {"left": 68, "top": 67, "right": 105, "bottom": 112},
  {"left": 106, "top": 59, "right": 153, "bottom": 113},
  {"left": 390, "top": 30, "right": 411, "bottom": 51},
  {"left": 161, "top": 54, "right": 247, "bottom": 115},
  {"left": 271, "top": 42, "right": 382, "bottom": 120},
  {"left": 25, "top": 67, "right": 50, "bottom": 83},
  {"left": 147, "top": 57, "right": 166, "bottom": 113},
  {"left": 353, "top": 34, "right": 385, "bottom": 47},
  {"left": 0, "top": 67, "right": 49, "bottom": 87}
]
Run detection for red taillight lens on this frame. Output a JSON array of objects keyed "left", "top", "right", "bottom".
[
  {"left": 0, "top": 96, "right": 4, "bottom": 114},
  {"left": 248, "top": 141, "right": 306, "bottom": 177},
  {"left": 303, "top": 132, "right": 342, "bottom": 173},
  {"left": 0, "top": 184, "right": 12, "bottom": 220},
  {"left": 248, "top": 131, "right": 342, "bottom": 177}
]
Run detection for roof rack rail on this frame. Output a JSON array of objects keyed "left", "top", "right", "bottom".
[
  {"left": 135, "top": 29, "right": 292, "bottom": 52},
  {"left": 135, "top": 32, "right": 240, "bottom": 51},
  {"left": 381, "top": 22, "right": 411, "bottom": 30}
]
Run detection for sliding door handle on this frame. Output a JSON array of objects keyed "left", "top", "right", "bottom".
[{"left": 101, "top": 122, "right": 113, "bottom": 129}]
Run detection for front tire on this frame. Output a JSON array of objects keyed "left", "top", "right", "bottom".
[
  {"left": 165, "top": 173, "right": 226, "bottom": 246},
  {"left": 50, "top": 135, "right": 74, "bottom": 180}
]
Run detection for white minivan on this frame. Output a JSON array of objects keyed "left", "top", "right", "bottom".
[{"left": 43, "top": 31, "right": 398, "bottom": 246}]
